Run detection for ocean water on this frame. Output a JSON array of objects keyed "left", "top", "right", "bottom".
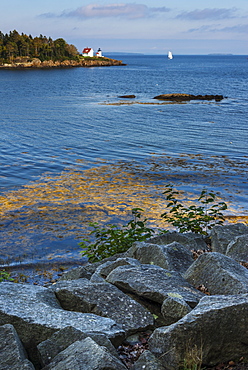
[{"left": 0, "top": 54, "right": 247, "bottom": 268}]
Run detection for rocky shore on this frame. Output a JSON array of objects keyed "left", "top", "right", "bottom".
[
  {"left": 0, "top": 223, "right": 248, "bottom": 369},
  {"left": 0, "top": 57, "right": 125, "bottom": 69}
]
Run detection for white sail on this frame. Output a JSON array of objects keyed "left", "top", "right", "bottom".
[{"left": 168, "top": 51, "right": 173, "bottom": 59}]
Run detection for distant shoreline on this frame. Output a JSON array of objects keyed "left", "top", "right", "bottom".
[{"left": 208, "top": 53, "right": 233, "bottom": 56}]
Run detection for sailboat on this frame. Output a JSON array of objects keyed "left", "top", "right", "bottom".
[{"left": 168, "top": 51, "right": 173, "bottom": 60}]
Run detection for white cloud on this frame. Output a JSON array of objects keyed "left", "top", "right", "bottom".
[
  {"left": 187, "top": 25, "right": 216, "bottom": 33},
  {"left": 46, "top": 3, "right": 171, "bottom": 20},
  {"left": 188, "top": 23, "right": 248, "bottom": 34},
  {"left": 39, "top": 12, "right": 56, "bottom": 18},
  {"left": 221, "top": 24, "right": 248, "bottom": 33}
]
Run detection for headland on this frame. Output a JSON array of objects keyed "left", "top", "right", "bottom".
[{"left": 0, "top": 57, "right": 125, "bottom": 69}]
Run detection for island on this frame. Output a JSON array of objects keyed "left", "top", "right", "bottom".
[{"left": 0, "top": 30, "right": 125, "bottom": 68}]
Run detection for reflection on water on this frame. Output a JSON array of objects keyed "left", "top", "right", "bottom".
[{"left": 0, "top": 153, "right": 247, "bottom": 266}]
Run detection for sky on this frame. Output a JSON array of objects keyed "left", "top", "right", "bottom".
[{"left": 1, "top": 0, "right": 248, "bottom": 54}]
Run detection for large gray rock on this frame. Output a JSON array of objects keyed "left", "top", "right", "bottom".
[
  {"left": 161, "top": 295, "right": 191, "bottom": 325},
  {"left": 58, "top": 265, "right": 94, "bottom": 281},
  {"left": 59, "top": 253, "right": 126, "bottom": 281},
  {"left": 106, "top": 264, "right": 203, "bottom": 307},
  {"left": 183, "top": 252, "right": 248, "bottom": 295},
  {"left": 0, "top": 324, "right": 35, "bottom": 370},
  {"left": 226, "top": 234, "right": 248, "bottom": 263},
  {"left": 126, "top": 241, "right": 193, "bottom": 273},
  {"left": 90, "top": 257, "right": 141, "bottom": 283},
  {"left": 37, "top": 326, "right": 118, "bottom": 367},
  {"left": 53, "top": 279, "right": 154, "bottom": 335},
  {"left": 41, "top": 337, "right": 127, "bottom": 370},
  {"left": 0, "top": 282, "right": 124, "bottom": 348},
  {"left": 210, "top": 223, "right": 248, "bottom": 254},
  {"left": 130, "top": 350, "right": 164, "bottom": 370},
  {"left": 92, "top": 257, "right": 141, "bottom": 279},
  {"left": 143, "top": 231, "right": 207, "bottom": 251},
  {"left": 149, "top": 294, "right": 248, "bottom": 369}
]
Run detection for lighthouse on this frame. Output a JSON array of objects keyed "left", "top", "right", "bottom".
[{"left": 96, "top": 48, "right": 103, "bottom": 57}]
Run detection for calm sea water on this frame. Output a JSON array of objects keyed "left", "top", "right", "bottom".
[{"left": 0, "top": 55, "right": 247, "bottom": 268}]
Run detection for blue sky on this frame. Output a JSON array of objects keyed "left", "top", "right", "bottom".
[{"left": 1, "top": 0, "right": 248, "bottom": 54}]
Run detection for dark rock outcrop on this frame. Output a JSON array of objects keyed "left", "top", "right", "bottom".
[
  {"left": 118, "top": 95, "right": 136, "bottom": 98},
  {"left": 153, "top": 93, "right": 224, "bottom": 102}
]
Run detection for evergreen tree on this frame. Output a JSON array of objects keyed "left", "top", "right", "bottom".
[{"left": 0, "top": 30, "right": 79, "bottom": 63}]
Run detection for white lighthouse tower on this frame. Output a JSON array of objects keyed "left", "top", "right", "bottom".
[{"left": 96, "top": 48, "right": 103, "bottom": 57}]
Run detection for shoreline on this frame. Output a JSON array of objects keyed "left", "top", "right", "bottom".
[
  {"left": 1, "top": 153, "right": 247, "bottom": 276},
  {"left": 1, "top": 215, "right": 248, "bottom": 286},
  {"left": 0, "top": 57, "right": 125, "bottom": 69}
]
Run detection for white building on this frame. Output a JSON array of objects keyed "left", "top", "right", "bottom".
[{"left": 82, "top": 47, "right": 94, "bottom": 57}]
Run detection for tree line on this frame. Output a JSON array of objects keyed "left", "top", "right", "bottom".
[{"left": 0, "top": 30, "right": 79, "bottom": 63}]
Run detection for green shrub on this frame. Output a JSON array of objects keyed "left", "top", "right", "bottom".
[
  {"left": 80, "top": 187, "right": 228, "bottom": 262},
  {"left": 80, "top": 208, "right": 155, "bottom": 262},
  {"left": 0, "top": 269, "right": 14, "bottom": 282},
  {"left": 161, "top": 185, "right": 227, "bottom": 235}
]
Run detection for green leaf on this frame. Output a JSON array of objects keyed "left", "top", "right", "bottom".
[
  {"left": 161, "top": 185, "right": 227, "bottom": 235},
  {"left": 79, "top": 208, "right": 155, "bottom": 262}
]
